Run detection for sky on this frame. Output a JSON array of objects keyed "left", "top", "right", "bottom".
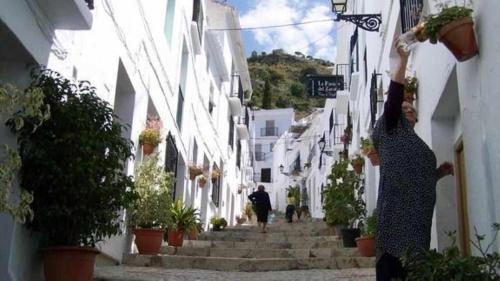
[{"left": 225, "top": 0, "right": 338, "bottom": 62}]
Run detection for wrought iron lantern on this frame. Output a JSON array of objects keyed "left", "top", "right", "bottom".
[
  {"left": 330, "top": 0, "right": 382, "bottom": 32},
  {"left": 279, "top": 164, "right": 284, "bottom": 174}
]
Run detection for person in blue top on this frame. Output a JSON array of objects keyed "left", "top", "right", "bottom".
[
  {"left": 248, "top": 185, "right": 272, "bottom": 233},
  {"left": 372, "top": 40, "right": 455, "bottom": 281}
]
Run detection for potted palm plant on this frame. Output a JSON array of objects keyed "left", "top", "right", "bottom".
[
  {"left": 139, "top": 116, "right": 162, "bottom": 155},
  {"left": 424, "top": 5, "right": 478, "bottom": 62},
  {"left": 166, "top": 200, "right": 197, "bottom": 247},
  {"left": 360, "top": 137, "right": 379, "bottom": 166},
  {"left": 351, "top": 154, "right": 365, "bottom": 175},
  {"left": 356, "top": 208, "right": 377, "bottom": 257},
  {"left": 7, "top": 68, "right": 137, "bottom": 281},
  {"left": 128, "top": 153, "right": 173, "bottom": 255}
]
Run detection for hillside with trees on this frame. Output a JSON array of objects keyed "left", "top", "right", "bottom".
[{"left": 247, "top": 49, "right": 334, "bottom": 120}]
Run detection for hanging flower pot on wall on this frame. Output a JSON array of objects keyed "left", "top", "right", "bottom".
[
  {"left": 198, "top": 176, "right": 207, "bottom": 188},
  {"left": 188, "top": 164, "right": 203, "bottom": 180}
]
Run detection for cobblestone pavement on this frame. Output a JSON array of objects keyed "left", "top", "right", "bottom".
[{"left": 94, "top": 266, "right": 376, "bottom": 281}]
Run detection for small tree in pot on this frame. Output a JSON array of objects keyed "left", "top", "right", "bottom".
[
  {"left": 322, "top": 160, "right": 365, "bottom": 247},
  {"left": 128, "top": 153, "right": 173, "bottom": 255},
  {"left": 7, "top": 68, "right": 137, "bottom": 281},
  {"left": 166, "top": 200, "right": 197, "bottom": 247}
]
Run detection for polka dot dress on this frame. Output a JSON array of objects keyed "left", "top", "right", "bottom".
[{"left": 372, "top": 82, "right": 438, "bottom": 262}]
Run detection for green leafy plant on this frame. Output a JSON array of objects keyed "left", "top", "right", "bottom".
[
  {"left": 351, "top": 154, "right": 365, "bottom": 166},
  {"left": 286, "top": 185, "right": 301, "bottom": 207},
  {"left": 360, "top": 137, "right": 375, "bottom": 155},
  {"left": 402, "top": 223, "right": 500, "bottom": 281},
  {"left": 362, "top": 208, "right": 377, "bottom": 236},
  {"left": 128, "top": 153, "right": 173, "bottom": 228},
  {"left": 139, "top": 129, "right": 161, "bottom": 146},
  {"left": 405, "top": 77, "right": 419, "bottom": 94},
  {"left": 210, "top": 216, "right": 228, "bottom": 231},
  {"left": 7, "top": 68, "right": 137, "bottom": 247},
  {"left": 243, "top": 202, "right": 254, "bottom": 221},
  {"left": 167, "top": 200, "right": 198, "bottom": 232},
  {"left": 1, "top": 83, "right": 49, "bottom": 223},
  {"left": 424, "top": 6, "right": 473, "bottom": 43},
  {"left": 322, "top": 160, "right": 365, "bottom": 228}
]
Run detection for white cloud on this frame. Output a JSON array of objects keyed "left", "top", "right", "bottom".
[{"left": 239, "top": 0, "right": 337, "bottom": 62}]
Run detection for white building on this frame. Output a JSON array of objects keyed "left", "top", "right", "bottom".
[
  {"left": 250, "top": 108, "right": 294, "bottom": 195},
  {"left": 0, "top": 0, "right": 251, "bottom": 279},
  {"left": 336, "top": 0, "right": 499, "bottom": 255}
]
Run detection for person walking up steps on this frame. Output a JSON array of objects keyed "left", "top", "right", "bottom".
[{"left": 248, "top": 185, "right": 272, "bottom": 233}]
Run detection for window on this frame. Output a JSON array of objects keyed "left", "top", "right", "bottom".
[
  {"left": 164, "top": 132, "right": 178, "bottom": 198},
  {"left": 364, "top": 48, "right": 368, "bottom": 85},
  {"left": 208, "top": 83, "right": 214, "bottom": 115},
  {"left": 400, "top": 0, "right": 424, "bottom": 33},
  {"left": 211, "top": 163, "right": 221, "bottom": 207},
  {"left": 164, "top": 0, "right": 176, "bottom": 46},
  {"left": 228, "top": 116, "right": 234, "bottom": 149},
  {"left": 261, "top": 168, "right": 271, "bottom": 183},
  {"left": 329, "top": 110, "right": 334, "bottom": 133},
  {"left": 255, "top": 144, "right": 265, "bottom": 161},
  {"left": 177, "top": 42, "right": 188, "bottom": 129},
  {"left": 236, "top": 140, "right": 241, "bottom": 169},
  {"left": 192, "top": 0, "right": 203, "bottom": 43},
  {"left": 270, "top": 142, "right": 274, "bottom": 152}
]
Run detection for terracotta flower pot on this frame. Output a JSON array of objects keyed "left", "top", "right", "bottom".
[
  {"left": 356, "top": 235, "right": 375, "bottom": 257},
  {"left": 142, "top": 143, "right": 155, "bottom": 155},
  {"left": 198, "top": 180, "right": 206, "bottom": 188},
  {"left": 353, "top": 163, "right": 363, "bottom": 174},
  {"left": 133, "top": 228, "right": 164, "bottom": 255},
  {"left": 368, "top": 150, "right": 380, "bottom": 166},
  {"left": 167, "top": 229, "right": 184, "bottom": 247},
  {"left": 438, "top": 17, "right": 478, "bottom": 62},
  {"left": 43, "top": 246, "right": 99, "bottom": 281}
]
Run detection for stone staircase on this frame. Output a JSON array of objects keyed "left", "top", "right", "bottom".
[{"left": 120, "top": 215, "right": 375, "bottom": 272}]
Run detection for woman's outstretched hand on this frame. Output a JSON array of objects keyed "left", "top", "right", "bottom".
[{"left": 437, "top": 162, "right": 455, "bottom": 180}]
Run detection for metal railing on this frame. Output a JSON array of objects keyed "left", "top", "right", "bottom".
[
  {"left": 400, "top": 0, "right": 424, "bottom": 33},
  {"left": 260, "top": 127, "right": 279, "bottom": 137}
]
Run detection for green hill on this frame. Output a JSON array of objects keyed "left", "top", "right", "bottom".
[{"left": 247, "top": 49, "right": 334, "bottom": 120}]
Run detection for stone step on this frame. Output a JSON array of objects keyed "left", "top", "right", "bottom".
[
  {"left": 198, "top": 232, "right": 338, "bottom": 242},
  {"left": 176, "top": 239, "right": 343, "bottom": 249},
  {"left": 124, "top": 255, "right": 375, "bottom": 272},
  {"left": 163, "top": 246, "right": 360, "bottom": 259}
]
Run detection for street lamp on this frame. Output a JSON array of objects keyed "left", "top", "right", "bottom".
[{"left": 330, "top": 0, "right": 382, "bottom": 32}]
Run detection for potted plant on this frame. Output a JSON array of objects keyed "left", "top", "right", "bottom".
[
  {"left": 7, "top": 68, "right": 137, "bottom": 281},
  {"left": 424, "top": 5, "right": 478, "bottom": 62},
  {"left": 360, "top": 137, "right": 379, "bottom": 166},
  {"left": 235, "top": 215, "right": 247, "bottom": 225},
  {"left": 188, "top": 163, "right": 203, "bottom": 180},
  {"left": 322, "top": 160, "right": 365, "bottom": 247},
  {"left": 211, "top": 168, "right": 221, "bottom": 183},
  {"left": 404, "top": 76, "right": 418, "bottom": 103},
  {"left": 356, "top": 208, "right": 377, "bottom": 257},
  {"left": 166, "top": 200, "right": 197, "bottom": 247},
  {"left": 139, "top": 116, "right": 162, "bottom": 155},
  {"left": 187, "top": 216, "right": 203, "bottom": 240},
  {"left": 351, "top": 154, "right": 365, "bottom": 175},
  {"left": 198, "top": 175, "right": 207, "bottom": 188},
  {"left": 243, "top": 202, "right": 254, "bottom": 222},
  {"left": 210, "top": 216, "right": 228, "bottom": 231},
  {"left": 128, "top": 154, "right": 173, "bottom": 255}
]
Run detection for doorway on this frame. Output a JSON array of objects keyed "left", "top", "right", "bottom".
[{"left": 455, "top": 139, "right": 471, "bottom": 255}]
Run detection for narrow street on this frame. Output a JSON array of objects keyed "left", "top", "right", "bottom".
[{"left": 94, "top": 214, "right": 375, "bottom": 281}]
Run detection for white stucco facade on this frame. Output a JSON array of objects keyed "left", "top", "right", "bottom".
[
  {"left": 0, "top": 0, "right": 252, "bottom": 280},
  {"left": 336, "top": 0, "right": 499, "bottom": 255}
]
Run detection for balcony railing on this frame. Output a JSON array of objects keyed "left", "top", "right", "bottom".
[
  {"left": 260, "top": 127, "right": 279, "bottom": 137},
  {"left": 255, "top": 152, "right": 266, "bottom": 161}
]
